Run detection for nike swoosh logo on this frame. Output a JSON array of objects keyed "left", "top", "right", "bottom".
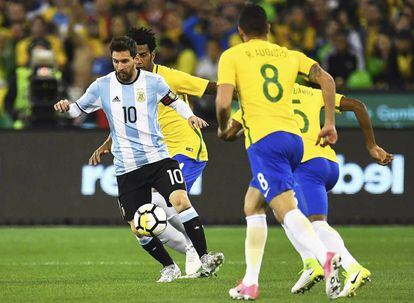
[
  {"left": 309, "top": 269, "right": 315, "bottom": 276},
  {"left": 264, "top": 188, "right": 270, "bottom": 198},
  {"left": 350, "top": 271, "right": 361, "bottom": 284}
]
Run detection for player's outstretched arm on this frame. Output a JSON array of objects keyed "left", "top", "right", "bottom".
[
  {"left": 188, "top": 115, "right": 209, "bottom": 129},
  {"left": 54, "top": 99, "right": 83, "bottom": 118},
  {"left": 308, "top": 63, "right": 337, "bottom": 146},
  {"left": 89, "top": 135, "right": 112, "bottom": 165},
  {"left": 216, "top": 84, "right": 234, "bottom": 133},
  {"left": 204, "top": 81, "right": 238, "bottom": 100},
  {"left": 166, "top": 98, "right": 209, "bottom": 129},
  {"left": 218, "top": 119, "right": 243, "bottom": 141},
  {"left": 54, "top": 99, "right": 70, "bottom": 113},
  {"left": 340, "top": 97, "right": 394, "bottom": 165}
]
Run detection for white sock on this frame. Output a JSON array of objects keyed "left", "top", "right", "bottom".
[
  {"left": 136, "top": 235, "right": 152, "bottom": 246},
  {"left": 178, "top": 206, "right": 199, "bottom": 223},
  {"left": 282, "top": 224, "right": 315, "bottom": 262},
  {"left": 157, "top": 223, "right": 187, "bottom": 254},
  {"left": 151, "top": 191, "right": 177, "bottom": 219},
  {"left": 151, "top": 191, "right": 192, "bottom": 246},
  {"left": 312, "top": 221, "right": 358, "bottom": 271},
  {"left": 242, "top": 214, "right": 267, "bottom": 287},
  {"left": 283, "top": 209, "right": 327, "bottom": 265},
  {"left": 167, "top": 214, "right": 192, "bottom": 245}
]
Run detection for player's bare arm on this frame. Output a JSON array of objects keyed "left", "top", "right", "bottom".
[
  {"left": 188, "top": 115, "right": 209, "bottom": 129},
  {"left": 339, "top": 97, "right": 394, "bottom": 165},
  {"left": 204, "top": 81, "right": 238, "bottom": 100},
  {"left": 308, "top": 63, "right": 337, "bottom": 146},
  {"left": 54, "top": 99, "right": 70, "bottom": 113},
  {"left": 89, "top": 135, "right": 112, "bottom": 165},
  {"left": 164, "top": 95, "right": 209, "bottom": 130},
  {"left": 54, "top": 99, "right": 84, "bottom": 118},
  {"left": 216, "top": 84, "right": 234, "bottom": 133},
  {"left": 217, "top": 119, "right": 243, "bottom": 141}
]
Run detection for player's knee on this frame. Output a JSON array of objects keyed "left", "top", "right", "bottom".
[
  {"left": 244, "top": 201, "right": 266, "bottom": 216},
  {"left": 244, "top": 191, "right": 267, "bottom": 216},
  {"left": 269, "top": 190, "right": 296, "bottom": 219},
  {"left": 169, "top": 189, "right": 191, "bottom": 212},
  {"left": 243, "top": 186, "right": 267, "bottom": 216}
]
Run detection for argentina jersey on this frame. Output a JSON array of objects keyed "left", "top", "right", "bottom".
[{"left": 75, "top": 70, "right": 171, "bottom": 175}]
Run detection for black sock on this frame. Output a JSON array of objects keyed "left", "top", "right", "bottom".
[
  {"left": 141, "top": 237, "right": 174, "bottom": 268},
  {"left": 183, "top": 216, "right": 207, "bottom": 258}
]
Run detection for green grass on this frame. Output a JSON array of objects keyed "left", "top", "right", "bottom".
[{"left": 0, "top": 226, "right": 413, "bottom": 302}]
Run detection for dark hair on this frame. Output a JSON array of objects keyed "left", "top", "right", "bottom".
[
  {"left": 238, "top": 4, "right": 268, "bottom": 36},
  {"left": 109, "top": 36, "right": 137, "bottom": 58},
  {"left": 127, "top": 27, "right": 156, "bottom": 52}
]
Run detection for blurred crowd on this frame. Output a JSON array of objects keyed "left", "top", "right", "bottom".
[{"left": 0, "top": 0, "right": 413, "bottom": 129}]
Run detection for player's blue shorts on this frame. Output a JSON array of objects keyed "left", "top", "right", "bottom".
[
  {"left": 173, "top": 154, "right": 207, "bottom": 192},
  {"left": 248, "top": 131, "right": 303, "bottom": 203},
  {"left": 293, "top": 157, "right": 339, "bottom": 217}
]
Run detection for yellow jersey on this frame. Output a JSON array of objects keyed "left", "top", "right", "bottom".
[
  {"left": 290, "top": 84, "right": 342, "bottom": 163},
  {"left": 232, "top": 83, "right": 343, "bottom": 163},
  {"left": 153, "top": 64, "right": 209, "bottom": 161},
  {"left": 217, "top": 39, "right": 317, "bottom": 149}
]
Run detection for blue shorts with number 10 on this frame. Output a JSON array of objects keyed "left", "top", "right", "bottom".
[
  {"left": 172, "top": 154, "right": 206, "bottom": 192},
  {"left": 248, "top": 131, "right": 303, "bottom": 203}
]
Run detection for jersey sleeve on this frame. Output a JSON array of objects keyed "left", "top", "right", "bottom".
[
  {"left": 157, "top": 76, "right": 178, "bottom": 106},
  {"left": 232, "top": 109, "right": 243, "bottom": 124},
  {"left": 168, "top": 68, "right": 209, "bottom": 97},
  {"left": 290, "top": 50, "right": 317, "bottom": 76},
  {"left": 335, "top": 93, "right": 344, "bottom": 113},
  {"left": 217, "top": 50, "right": 236, "bottom": 86},
  {"left": 319, "top": 90, "right": 343, "bottom": 113},
  {"left": 157, "top": 76, "right": 172, "bottom": 100},
  {"left": 75, "top": 80, "right": 102, "bottom": 113}
]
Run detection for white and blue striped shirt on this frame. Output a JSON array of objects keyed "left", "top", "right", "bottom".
[{"left": 75, "top": 70, "right": 173, "bottom": 176}]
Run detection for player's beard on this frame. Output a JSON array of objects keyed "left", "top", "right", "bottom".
[{"left": 117, "top": 67, "right": 134, "bottom": 82}]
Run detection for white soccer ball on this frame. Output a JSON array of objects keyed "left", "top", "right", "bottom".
[{"left": 133, "top": 203, "right": 167, "bottom": 237}]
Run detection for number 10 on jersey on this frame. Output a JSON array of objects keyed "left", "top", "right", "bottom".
[{"left": 123, "top": 106, "right": 137, "bottom": 123}]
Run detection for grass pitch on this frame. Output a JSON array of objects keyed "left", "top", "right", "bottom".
[{"left": 0, "top": 226, "right": 413, "bottom": 302}]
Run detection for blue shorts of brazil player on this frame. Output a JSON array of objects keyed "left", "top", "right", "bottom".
[
  {"left": 293, "top": 157, "right": 339, "bottom": 217},
  {"left": 172, "top": 154, "right": 207, "bottom": 192},
  {"left": 248, "top": 131, "right": 303, "bottom": 203}
]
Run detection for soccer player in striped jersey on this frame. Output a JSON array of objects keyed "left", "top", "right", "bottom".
[
  {"left": 216, "top": 4, "right": 340, "bottom": 300},
  {"left": 221, "top": 83, "right": 393, "bottom": 298},
  {"left": 88, "top": 28, "right": 219, "bottom": 277},
  {"left": 54, "top": 36, "right": 224, "bottom": 283}
]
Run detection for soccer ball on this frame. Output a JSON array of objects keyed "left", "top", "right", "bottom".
[{"left": 133, "top": 203, "right": 167, "bottom": 237}]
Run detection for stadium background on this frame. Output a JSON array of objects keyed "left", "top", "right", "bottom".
[
  {"left": 1, "top": 1, "right": 413, "bottom": 303},
  {"left": 0, "top": 0, "right": 413, "bottom": 225}
]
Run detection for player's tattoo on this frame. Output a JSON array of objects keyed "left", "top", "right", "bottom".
[{"left": 308, "top": 64, "right": 322, "bottom": 83}]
